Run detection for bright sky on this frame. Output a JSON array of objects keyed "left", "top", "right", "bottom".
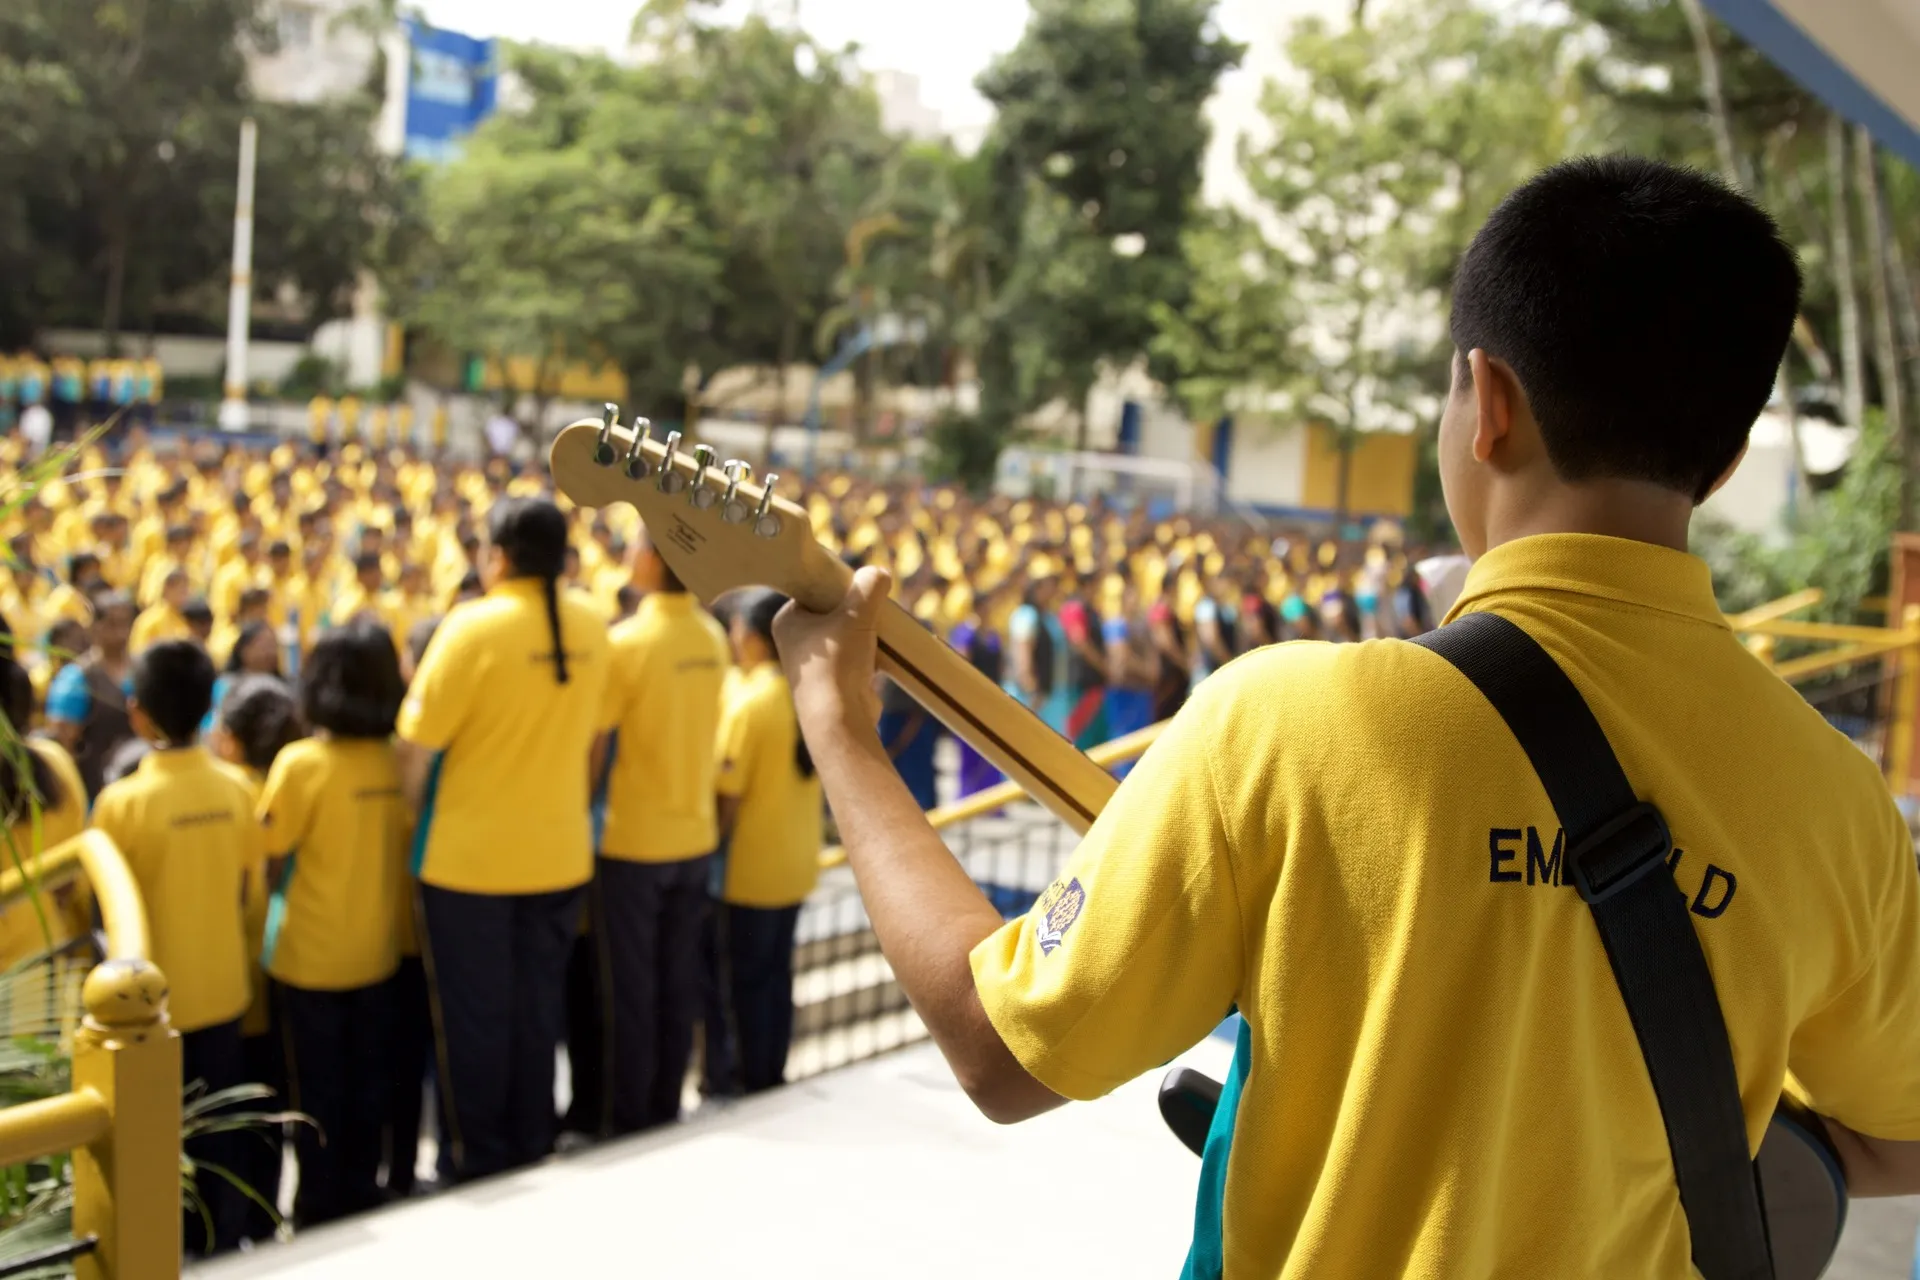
[
  {"left": 412, "top": 0, "right": 1350, "bottom": 135},
  {"left": 414, "top": 0, "right": 1036, "bottom": 133}
]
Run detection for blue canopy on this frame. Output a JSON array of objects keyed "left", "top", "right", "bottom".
[{"left": 1703, "top": 0, "right": 1920, "bottom": 170}]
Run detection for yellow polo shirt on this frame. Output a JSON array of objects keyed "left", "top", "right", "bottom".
[
  {"left": 971, "top": 533, "right": 1920, "bottom": 1278},
  {"left": 128, "top": 602, "right": 190, "bottom": 653},
  {"left": 258, "top": 738, "right": 409, "bottom": 991},
  {"left": 91, "top": 748, "right": 256, "bottom": 1033},
  {"left": 398, "top": 578, "right": 613, "bottom": 895},
  {"left": 599, "top": 593, "right": 728, "bottom": 863},
  {"left": 714, "top": 662, "right": 822, "bottom": 908},
  {"left": 0, "top": 742, "right": 93, "bottom": 967}
]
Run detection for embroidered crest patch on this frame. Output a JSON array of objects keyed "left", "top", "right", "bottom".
[{"left": 1034, "top": 877, "right": 1086, "bottom": 955}]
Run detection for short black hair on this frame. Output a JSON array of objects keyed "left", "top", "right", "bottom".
[
  {"left": 67, "top": 552, "right": 100, "bottom": 583},
  {"left": 133, "top": 640, "right": 215, "bottom": 744},
  {"left": 182, "top": 597, "right": 214, "bottom": 627},
  {"left": 300, "top": 619, "right": 404, "bottom": 738},
  {"left": 1450, "top": 155, "right": 1802, "bottom": 500},
  {"left": 354, "top": 550, "right": 383, "bottom": 574},
  {"left": 218, "top": 675, "right": 304, "bottom": 771}
]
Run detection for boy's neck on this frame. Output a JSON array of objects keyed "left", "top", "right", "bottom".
[{"left": 1480, "top": 480, "right": 1694, "bottom": 556}]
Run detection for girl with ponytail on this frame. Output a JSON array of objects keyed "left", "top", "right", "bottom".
[
  {"left": 705, "top": 590, "right": 823, "bottom": 1096},
  {"left": 393, "top": 495, "right": 614, "bottom": 1181}
]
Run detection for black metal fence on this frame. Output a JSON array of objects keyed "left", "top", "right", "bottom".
[{"left": 786, "top": 803, "right": 1076, "bottom": 1082}]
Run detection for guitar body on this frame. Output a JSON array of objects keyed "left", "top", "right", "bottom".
[
  {"left": 1759, "top": 1097, "right": 1847, "bottom": 1279},
  {"left": 550, "top": 414, "right": 1847, "bottom": 1275}
]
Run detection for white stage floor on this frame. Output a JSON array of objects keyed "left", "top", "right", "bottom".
[{"left": 197, "top": 1035, "right": 1236, "bottom": 1279}]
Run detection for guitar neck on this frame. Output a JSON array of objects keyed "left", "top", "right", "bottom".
[{"left": 875, "top": 601, "right": 1116, "bottom": 835}]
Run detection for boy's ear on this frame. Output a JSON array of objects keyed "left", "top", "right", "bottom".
[
  {"left": 126, "top": 699, "right": 156, "bottom": 744},
  {"left": 1467, "top": 348, "right": 1515, "bottom": 464}
]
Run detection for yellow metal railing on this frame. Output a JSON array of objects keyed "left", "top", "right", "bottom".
[
  {"left": 0, "top": 830, "right": 179, "bottom": 1280},
  {"left": 1727, "top": 591, "right": 1920, "bottom": 792},
  {"left": 820, "top": 722, "right": 1167, "bottom": 870}
]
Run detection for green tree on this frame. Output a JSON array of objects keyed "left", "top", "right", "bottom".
[
  {"left": 0, "top": 0, "right": 400, "bottom": 350},
  {"left": 974, "top": 0, "right": 1242, "bottom": 452},
  {"left": 1156, "top": 0, "right": 1584, "bottom": 529}
]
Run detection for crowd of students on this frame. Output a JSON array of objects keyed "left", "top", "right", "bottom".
[
  {"left": 0, "top": 427, "right": 1432, "bottom": 1253},
  {"left": 0, "top": 351, "right": 165, "bottom": 449}
]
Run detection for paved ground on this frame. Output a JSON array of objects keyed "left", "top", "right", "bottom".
[
  {"left": 1833, "top": 1196, "right": 1920, "bottom": 1279},
  {"left": 199, "top": 1038, "right": 1233, "bottom": 1279},
  {"left": 197, "top": 1032, "right": 1919, "bottom": 1278}
]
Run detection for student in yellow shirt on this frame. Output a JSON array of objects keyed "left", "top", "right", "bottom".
[
  {"left": 394, "top": 498, "right": 613, "bottom": 1181},
  {"left": 206, "top": 673, "right": 302, "bottom": 1244},
  {"left": 590, "top": 529, "right": 728, "bottom": 1132},
  {"left": 90, "top": 641, "right": 257, "bottom": 1255},
  {"left": 259, "top": 622, "right": 410, "bottom": 1225},
  {"left": 766, "top": 159, "right": 1920, "bottom": 1274},
  {"left": 704, "top": 590, "right": 822, "bottom": 1097},
  {"left": 0, "top": 647, "right": 91, "bottom": 969},
  {"left": 129, "top": 570, "right": 192, "bottom": 653},
  {"left": 330, "top": 551, "right": 396, "bottom": 640}
]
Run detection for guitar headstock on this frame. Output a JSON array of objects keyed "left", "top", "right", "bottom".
[{"left": 549, "top": 405, "right": 849, "bottom": 612}]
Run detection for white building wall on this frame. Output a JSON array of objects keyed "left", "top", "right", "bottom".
[{"left": 1223, "top": 418, "right": 1307, "bottom": 510}]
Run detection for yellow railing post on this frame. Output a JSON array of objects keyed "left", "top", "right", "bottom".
[
  {"left": 1886, "top": 605, "right": 1920, "bottom": 795},
  {"left": 71, "top": 957, "right": 179, "bottom": 1280}
]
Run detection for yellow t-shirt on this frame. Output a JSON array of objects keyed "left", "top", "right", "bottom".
[
  {"left": 91, "top": 748, "right": 255, "bottom": 1033},
  {"left": 128, "top": 603, "right": 190, "bottom": 653},
  {"left": 397, "top": 578, "right": 613, "bottom": 895},
  {"left": 971, "top": 533, "right": 1920, "bottom": 1278},
  {"left": 0, "top": 742, "right": 93, "bottom": 967},
  {"left": 258, "top": 738, "right": 409, "bottom": 991},
  {"left": 600, "top": 593, "right": 728, "bottom": 862},
  {"left": 714, "top": 663, "right": 821, "bottom": 908}
]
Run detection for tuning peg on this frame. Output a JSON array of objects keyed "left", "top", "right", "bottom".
[
  {"left": 721, "top": 460, "right": 753, "bottom": 523},
  {"left": 623, "top": 416, "right": 652, "bottom": 480},
  {"left": 690, "top": 445, "right": 718, "bottom": 508},
  {"left": 753, "top": 472, "right": 782, "bottom": 538},
  {"left": 657, "top": 430, "right": 686, "bottom": 494},
  {"left": 595, "top": 403, "right": 619, "bottom": 465}
]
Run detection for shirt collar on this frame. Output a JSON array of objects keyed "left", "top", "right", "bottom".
[
  {"left": 139, "top": 745, "right": 211, "bottom": 774},
  {"left": 638, "top": 591, "right": 696, "bottom": 618},
  {"left": 1447, "top": 533, "right": 1726, "bottom": 631},
  {"left": 487, "top": 577, "right": 547, "bottom": 601}
]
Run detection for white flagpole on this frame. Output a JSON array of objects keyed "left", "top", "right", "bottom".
[{"left": 218, "top": 116, "right": 258, "bottom": 432}]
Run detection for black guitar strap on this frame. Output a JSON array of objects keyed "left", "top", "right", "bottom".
[{"left": 1413, "top": 611, "right": 1774, "bottom": 1280}]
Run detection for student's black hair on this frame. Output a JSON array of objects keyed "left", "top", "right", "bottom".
[
  {"left": 0, "top": 649, "right": 61, "bottom": 820},
  {"left": 224, "top": 620, "right": 279, "bottom": 675},
  {"left": 487, "top": 497, "right": 572, "bottom": 684},
  {"left": 132, "top": 640, "right": 215, "bottom": 746},
  {"left": 455, "top": 569, "right": 482, "bottom": 599},
  {"left": 738, "top": 589, "right": 813, "bottom": 779},
  {"left": 66, "top": 552, "right": 99, "bottom": 584},
  {"left": 300, "top": 620, "right": 405, "bottom": 739},
  {"left": 1449, "top": 155, "right": 1802, "bottom": 501},
  {"left": 354, "top": 549, "right": 382, "bottom": 575},
  {"left": 218, "top": 675, "right": 304, "bottom": 772},
  {"left": 182, "top": 597, "right": 214, "bottom": 628}
]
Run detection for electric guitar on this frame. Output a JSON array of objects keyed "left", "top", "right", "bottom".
[
  {"left": 549, "top": 408, "right": 1118, "bottom": 835},
  {"left": 548, "top": 409, "right": 1848, "bottom": 1280}
]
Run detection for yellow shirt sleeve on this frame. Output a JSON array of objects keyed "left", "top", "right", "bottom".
[
  {"left": 714, "top": 680, "right": 755, "bottom": 800},
  {"left": 968, "top": 673, "right": 1246, "bottom": 1102},
  {"left": 257, "top": 748, "right": 315, "bottom": 862},
  {"left": 397, "top": 612, "right": 476, "bottom": 751},
  {"left": 1785, "top": 792, "right": 1920, "bottom": 1141}
]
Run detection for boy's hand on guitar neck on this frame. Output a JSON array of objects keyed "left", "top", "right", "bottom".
[{"left": 773, "top": 564, "right": 891, "bottom": 737}]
